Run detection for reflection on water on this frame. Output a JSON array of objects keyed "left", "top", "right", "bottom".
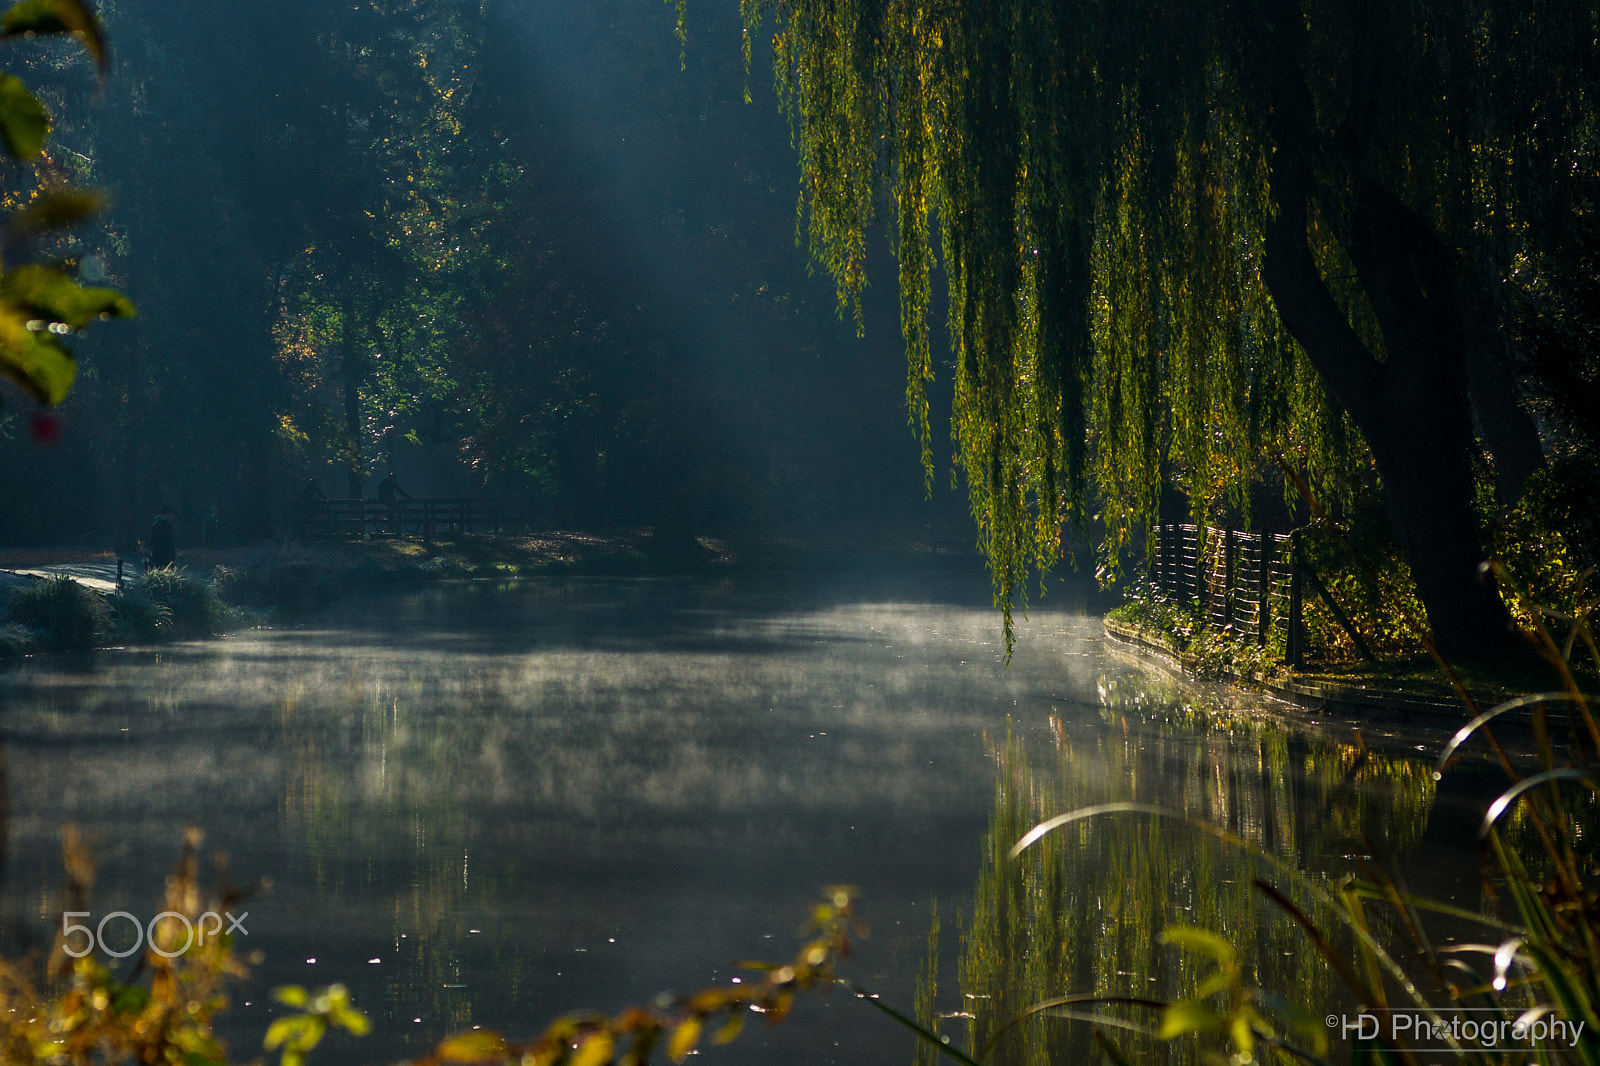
[
  {"left": 0, "top": 576, "right": 1460, "bottom": 1065},
  {"left": 948, "top": 664, "right": 1444, "bottom": 1065}
]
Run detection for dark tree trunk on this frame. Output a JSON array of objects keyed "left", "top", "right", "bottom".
[
  {"left": 340, "top": 277, "right": 364, "bottom": 500},
  {"left": 1262, "top": 163, "right": 1516, "bottom": 660},
  {"left": 1251, "top": 0, "right": 1521, "bottom": 661}
]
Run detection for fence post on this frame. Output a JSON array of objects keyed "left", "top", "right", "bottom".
[
  {"left": 1287, "top": 532, "right": 1304, "bottom": 668},
  {"left": 1257, "top": 533, "right": 1271, "bottom": 647},
  {"left": 1184, "top": 526, "right": 1195, "bottom": 603},
  {"left": 1164, "top": 524, "right": 1174, "bottom": 596},
  {"left": 1155, "top": 524, "right": 1166, "bottom": 595},
  {"left": 1223, "top": 527, "right": 1236, "bottom": 630}
]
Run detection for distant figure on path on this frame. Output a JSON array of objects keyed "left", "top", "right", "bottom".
[
  {"left": 295, "top": 478, "right": 328, "bottom": 536},
  {"left": 376, "top": 471, "right": 410, "bottom": 504},
  {"left": 149, "top": 504, "right": 178, "bottom": 569},
  {"left": 377, "top": 471, "right": 411, "bottom": 534}
]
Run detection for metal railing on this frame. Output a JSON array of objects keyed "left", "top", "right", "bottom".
[{"left": 295, "top": 498, "right": 537, "bottom": 540}]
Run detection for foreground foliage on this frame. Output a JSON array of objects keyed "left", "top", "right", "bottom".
[{"left": 0, "top": 0, "right": 134, "bottom": 412}]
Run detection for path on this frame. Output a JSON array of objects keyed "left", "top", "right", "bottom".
[{"left": 0, "top": 560, "right": 138, "bottom": 594}]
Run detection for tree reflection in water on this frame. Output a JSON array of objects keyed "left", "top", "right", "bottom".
[{"left": 945, "top": 672, "right": 1438, "bottom": 1065}]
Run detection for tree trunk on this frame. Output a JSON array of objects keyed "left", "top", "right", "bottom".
[
  {"left": 1262, "top": 162, "right": 1515, "bottom": 660},
  {"left": 340, "top": 275, "right": 364, "bottom": 500}
]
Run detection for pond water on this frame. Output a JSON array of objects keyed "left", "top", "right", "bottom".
[{"left": 0, "top": 574, "right": 1489, "bottom": 1064}]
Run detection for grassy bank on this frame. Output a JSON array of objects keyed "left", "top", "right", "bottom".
[
  {"left": 0, "top": 568, "right": 243, "bottom": 655},
  {"left": 1107, "top": 578, "right": 1596, "bottom": 708}
]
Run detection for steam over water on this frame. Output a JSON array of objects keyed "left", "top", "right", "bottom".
[{"left": 0, "top": 576, "right": 1451, "bottom": 1064}]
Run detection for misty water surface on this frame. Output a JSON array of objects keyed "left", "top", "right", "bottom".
[{"left": 0, "top": 575, "right": 1466, "bottom": 1064}]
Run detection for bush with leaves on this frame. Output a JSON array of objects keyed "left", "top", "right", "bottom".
[
  {"left": 0, "top": 828, "right": 252, "bottom": 1065},
  {"left": 0, "top": 618, "right": 34, "bottom": 656},
  {"left": 108, "top": 584, "right": 168, "bottom": 641},
  {"left": 3, "top": 574, "right": 107, "bottom": 650},
  {"left": 135, "top": 565, "right": 227, "bottom": 638}
]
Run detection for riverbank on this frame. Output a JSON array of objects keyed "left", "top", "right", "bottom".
[
  {"left": 0, "top": 528, "right": 992, "bottom": 654},
  {"left": 1103, "top": 613, "right": 1593, "bottom": 726},
  {"left": 0, "top": 525, "right": 985, "bottom": 595}
]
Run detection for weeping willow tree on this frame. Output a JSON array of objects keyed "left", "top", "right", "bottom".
[{"left": 702, "top": 0, "right": 1595, "bottom": 658}]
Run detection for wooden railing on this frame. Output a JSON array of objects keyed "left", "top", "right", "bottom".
[
  {"left": 1149, "top": 524, "right": 1376, "bottom": 667},
  {"left": 295, "top": 498, "right": 537, "bottom": 540}
]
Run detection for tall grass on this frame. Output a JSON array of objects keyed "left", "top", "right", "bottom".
[
  {"left": 3, "top": 577, "right": 110, "bottom": 652},
  {"left": 134, "top": 566, "right": 229, "bottom": 638}
]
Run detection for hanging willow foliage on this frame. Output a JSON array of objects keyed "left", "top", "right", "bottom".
[{"left": 681, "top": 0, "right": 1597, "bottom": 652}]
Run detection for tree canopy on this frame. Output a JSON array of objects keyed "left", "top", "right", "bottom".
[
  {"left": 0, "top": 0, "right": 956, "bottom": 550},
  {"left": 728, "top": 0, "right": 1598, "bottom": 656}
]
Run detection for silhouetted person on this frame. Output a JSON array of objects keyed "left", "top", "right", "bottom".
[
  {"left": 377, "top": 471, "right": 411, "bottom": 534},
  {"left": 149, "top": 504, "right": 177, "bottom": 570},
  {"left": 376, "top": 471, "right": 410, "bottom": 504},
  {"left": 295, "top": 478, "right": 327, "bottom": 535}
]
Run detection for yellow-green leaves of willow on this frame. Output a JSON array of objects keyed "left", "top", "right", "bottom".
[{"left": 688, "top": 0, "right": 1370, "bottom": 650}]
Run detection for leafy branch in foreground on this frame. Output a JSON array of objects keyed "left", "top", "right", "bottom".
[
  {"left": 0, "top": 0, "right": 133, "bottom": 409},
  {"left": 405, "top": 887, "right": 874, "bottom": 1066},
  {"left": 0, "top": 826, "right": 256, "bottom": 1065}
]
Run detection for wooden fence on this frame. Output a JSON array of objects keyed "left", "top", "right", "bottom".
[
  {"left": 296, "top": 498, "right": 537, "bottom": 540},
  {"left": 1149, "top": 524, "right": 1376, "bottom": 667}
]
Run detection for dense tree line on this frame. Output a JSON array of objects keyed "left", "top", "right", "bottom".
[{"left": 0, "top": 0, "right": 961, "bottom": 549}]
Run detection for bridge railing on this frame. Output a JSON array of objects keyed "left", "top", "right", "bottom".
[
  {"left": 295, "top": 498, "right": 537, "bottom": 540},
  {"left": 1148, "top": 523, "right": 1378, "bottom": 667}
]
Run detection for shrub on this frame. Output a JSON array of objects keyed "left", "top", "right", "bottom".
[
  {"left": 109, "top": 586, "right": 171, "bottom": 642},
  {"left": 0, "top": 621, "right": 37, "bottom": 658},
  {"left": 135, "top": 567, "right": 226, "bottom": 638},
  {"left": 419, "top": 554, "right": 472, "bottom": 578},
  {"left": 3, "top": 577, "right": 111, "bottom": 652}
]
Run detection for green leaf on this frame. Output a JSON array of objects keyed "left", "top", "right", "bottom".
[
  {"left": 294, "top": 1018, "right": 326, "bottom": 1052},
  {"left": 667, "top": 1016, "right": 701, "bottom": 1062},
  {"left": 571, "top": 1032, "right": 615, "bottom": 1066},
  {"left": 1, "top": 0, "right": 108, "bottom": 68},
  {"left": 1228, "top": 1011, "right": 1255, "bottom": 1055},
  {"left": 0, "top": 264, "right": 135, "bottom": 327},
  {"left": 110, "top": 984, "right": 152, "bottom": 1015},
  {"left": 15, "top": 188, "right": 104, "bottom": 232},
  {"left": 436, "top": 1031, "right": 508, "bottom": 1061},
  {"left": 711, "top": 1008, "right": 745, "bottom": 1046},
  {"left": 271, "top": 986, "right": 309, "bottom": 1008},
  {"left": 329, "top": 1002, "right": 371, "bottom": 1036},
  {"left": 1159, "top": 926, "right": 1236, "bottom": 966},
  {"left": 264, "top": 1017, "right": 306, "bottom": 1051},
  {"left": 0, "top": 312, "right": 74, "bottom": 403},
  {"left": 0, "top": 73, "right": 48, "bottom": 159},
  {"left": 1157, "top": 1000, "right": 1224, "bottom": 1040}
]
